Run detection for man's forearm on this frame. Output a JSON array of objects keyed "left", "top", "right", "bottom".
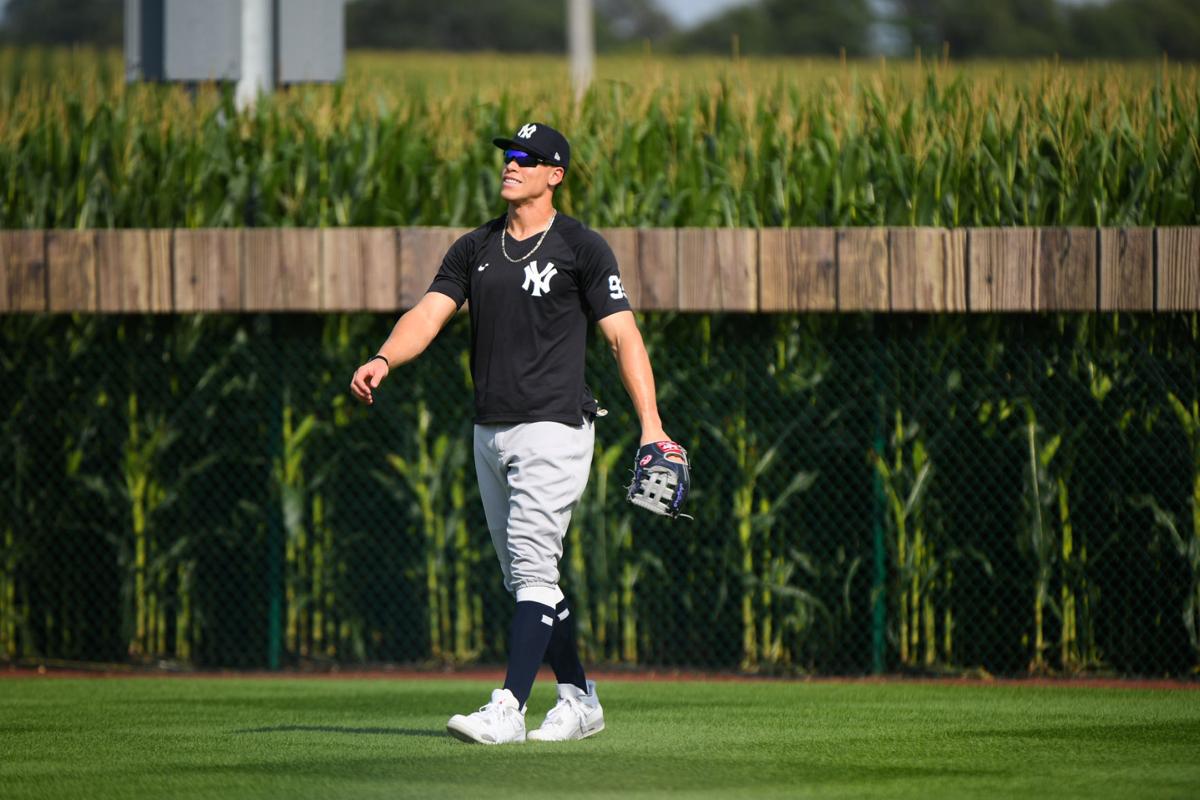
[
  {"left": 377, "top": 311, "right": 436, "bottom": 367},
  {"left": 611, "top": 328, "right": 666, "bottom": 441},
  {"left": 375, "top": 293, "right": 458, "bottom": 368}
]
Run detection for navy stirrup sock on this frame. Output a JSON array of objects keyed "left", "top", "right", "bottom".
[
  {"left": 544, "top": 597, "right": 588, "bottom": 692},
  {"left": 503, "top": 601, "right": 556, "bottom": 708}
]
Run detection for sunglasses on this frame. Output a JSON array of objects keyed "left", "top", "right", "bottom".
[{"left": 503, "top": 149, "right": 549, "bottom": 168}]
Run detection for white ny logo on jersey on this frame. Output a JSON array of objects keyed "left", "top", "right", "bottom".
[
  {"left": 522, "top": 261, "right": 557, "bottom": 297},
  {"left": 517, "top": 123, "right": 538, "bottom": 139}
]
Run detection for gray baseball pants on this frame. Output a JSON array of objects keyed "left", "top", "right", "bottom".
[{"left": 473, "top": 419, "right": 594, "bottom": 607}]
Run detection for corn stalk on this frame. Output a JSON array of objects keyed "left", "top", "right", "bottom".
[
  {"left": 122, "top": 392, "right": 174, "bottom": 660},
  {"left": 374, "top": 400, "right": 469, "bottom": 663},
  {"left": 1019, "top": 399, "right": 1081, "bottom": 674},
  {"left": 1136, "top": 490, "right": 1200, "bottom": 671},
  {"left": 115, "top": 321, "right": 229, "bottom": 664},
  {"left": 1136, "top": 373, "right": 1200, "bottom": 668},
  {"left": 0, "top": 527, "right": 16, "bottom": 659},
  {"left": 704, "top": 411, "right": 817, "bottom": 671},
  {"left": 450, "top": 461, "right": 483, "bottom": 663},
  {"left": 698, "top": 317, "right": 829, "bottom": 672},
  {"left": 0, "top": 328, "right": 32, "bottom": 660},
  {"left": 272, "top": 387, "right": 320, "bottom": 660},
  {"left": 873, "top": 410, "right": 942, "bottom": 668},
  {"left": 566, "top": 429, "right": 635, "bottom": 663}
]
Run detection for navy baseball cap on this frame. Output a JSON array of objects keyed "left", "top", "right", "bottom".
[{"left": 493, "top": 122, "right": 570, "bottom": 170}]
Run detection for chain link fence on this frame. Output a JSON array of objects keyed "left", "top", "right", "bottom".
[{"left": 1, "top": 312, "right": 1198, "bottom": 676}]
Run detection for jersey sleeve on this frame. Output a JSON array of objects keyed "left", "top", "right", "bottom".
[
  {"left": 426, "top": 232, "right": 476, "bottom": 308},
  {"left": 576, "top": 230, "right": 633, "bottom": 320}
]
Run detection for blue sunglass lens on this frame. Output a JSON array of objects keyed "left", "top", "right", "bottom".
[{"left": 504, "top": 149, "right": 542, "bottom": 166}]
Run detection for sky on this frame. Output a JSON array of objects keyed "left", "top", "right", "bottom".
[{"left": 654, "top": 0, "right": 1105, "bottom": 28}]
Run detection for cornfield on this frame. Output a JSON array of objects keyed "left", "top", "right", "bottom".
[
  {"left": 1, "top": 50, "right": 1199, "bottom": 676},
  {"left": 0, "top": 48, "right": 1197, "bottom": 228},
  {"left": 2, "top": 312, "right": 1199, "bottom": 676}
]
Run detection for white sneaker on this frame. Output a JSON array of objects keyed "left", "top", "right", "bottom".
[
  {"left": 527, "top": 680, "right": 605, "bottom": 741},
  {"left": 446, "top": 688, "right": 527, "bottom": 745}
]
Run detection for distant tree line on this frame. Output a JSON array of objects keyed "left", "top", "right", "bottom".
[
  {"left": 0, "top": 0, "right": 122, "bottom": 46},
  {"left": 890, "top": 0, "right": 1200, "bottom": 60},
  {"left": 677, "top": 0, "right": 1200, "bottom": 59},
  {"left": 1, "top": 0, "right": 1197, "bottom": 59},
  {"left": 344, "top": 0, "right": 674, "bottom": 53},
  {"left": 0, "top": 0, "right": 674, "bottom": 54}
]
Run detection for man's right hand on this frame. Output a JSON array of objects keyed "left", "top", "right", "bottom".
[{"left": 350, "top": 358, "right": 390, "bottom": 405}]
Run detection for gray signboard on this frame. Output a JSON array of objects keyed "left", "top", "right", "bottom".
[
  {"left": 278, "top": 0, "right": 345, "bottom": 84},
  {"left": 126, "top": 0, "right": 343, "bottom": 85}
]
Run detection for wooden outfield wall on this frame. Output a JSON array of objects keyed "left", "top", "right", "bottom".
[{"left": 0, "top": 227, "right": 1197, "bottom": 313}]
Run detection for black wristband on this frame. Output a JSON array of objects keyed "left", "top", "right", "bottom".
[{"left": 368, "top": 354, "right": 389, "bottom": 370}]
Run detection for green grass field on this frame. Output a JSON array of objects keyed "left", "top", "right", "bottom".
[{"left": 2, "top": 676, "right": 1198, "bottom": 799}]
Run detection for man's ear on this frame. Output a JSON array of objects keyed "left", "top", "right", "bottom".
[{"left": 548, "top": 167, "right": 565, "bottom": 188}]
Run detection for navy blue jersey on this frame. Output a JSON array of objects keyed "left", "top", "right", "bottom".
[{"left": 427, "top": 214, "right": 632, "bottom": 425}]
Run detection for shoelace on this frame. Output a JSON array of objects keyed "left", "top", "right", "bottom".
[{"left": 544, "top": 697, "right": 584, "bottom": 727}]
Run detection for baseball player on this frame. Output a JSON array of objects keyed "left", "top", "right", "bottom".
[{"left": 350, "top": 121, "right": 689, "bottom": 745}]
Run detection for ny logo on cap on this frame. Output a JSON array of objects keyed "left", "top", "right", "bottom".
[{"left": 517, "top": 124, "right": 538, "bottom": 139}]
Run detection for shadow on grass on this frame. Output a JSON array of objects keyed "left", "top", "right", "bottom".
[{"left": 233, "top": 725, "right": 442, "bottom": 738}]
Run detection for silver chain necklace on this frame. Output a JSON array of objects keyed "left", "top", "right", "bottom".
[{"left": 501, "top": 212, "right": 557, "bottom": 263}]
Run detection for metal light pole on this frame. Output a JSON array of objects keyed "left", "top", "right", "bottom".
[
  {"left": 236, "top": 0, "right": 274, "bottom": 110},
  {"left": 567, "top": 0, "right": 594, "bottom": 102}
]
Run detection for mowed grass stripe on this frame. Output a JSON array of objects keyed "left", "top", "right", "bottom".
[{"left": 1, "top": 678, "right": 1197, "bottom": 799}]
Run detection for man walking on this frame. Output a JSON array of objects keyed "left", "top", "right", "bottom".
[{"left": 349, "top": 122, "right": 679, "bottom": 744}]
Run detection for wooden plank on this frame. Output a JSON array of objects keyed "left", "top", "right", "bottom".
[
  {"left": 943, "top": 228, "right": 967, "bottom": 311},
  {"left": 399, "top": 227, "right": 466, "bottom": 309},
  {"left": 362, "top": 229, "right": 401, "bottom": 312},
  {"left": 1035, "top": 227, "right": 1096, "bottom": 311},
  {"left": 836, "top": 228, "right": 889, "bottom": 311},
  {"left": 96, "top": 230, "right": 140, "bottom": 312},
  {"left": 0, "top": 230, "right": 46, "bottom": 312},
  {"left": 635, "top": 229, "right": 678, "bottom": 311},
  {"left": 596, "top": 227, "right": 639, "bottom": 308},
  {"left": 46, "top": 230, "right": 97, "bottom": 312},
  {"left": 1156, "top": 228, "right": 1200, "bottom": 312},
  {"left": 279, "top": 228, "right": 320, "bottom": 310},
  {"left": 677, "top": 228, "right": 757, "bottom": 311},
  {"left": 678, "top": 228, "right": 720, "bottom": 311},
  {"left": 968, "top": 228, "right": 1035, "bottom": 311},
  {"left": 241, "top": 229, "right": 280, "bottom": 311},
  {"left": 1099, "top": 228, "right": 1153, "bottom": 311},
  {"left": 144, "top": 229, "right": 174, "bottom": 312},
  {"left": 173, "top": 228, "right": 241, "bottom": 311},
  {"left": 96, "top": 229, "right": 173, "bottom": 313},
  {"left": 323, "top": 227, "right": 402, "bottom": 311},
  {"left": 717, "top": 228, "right": 757, "bottom": 311},
  {"left": 888, "top": 228, "right": 966, "bottom": 312},
  {"left": 758, "top": 228, "right": 836, "bottom": 312},
  {"left": 242, "top": 228, "right": 320, "bottom": 311}
]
